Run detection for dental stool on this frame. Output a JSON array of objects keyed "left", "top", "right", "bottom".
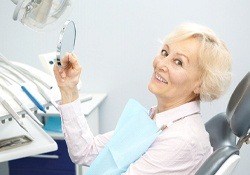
[{"left": 195, "top": 72, "right": 250, "bottom": 175}]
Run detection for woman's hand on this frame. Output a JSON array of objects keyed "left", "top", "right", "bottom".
[{"left": 53, "top": 52, "right": 82, "bottom": 104}]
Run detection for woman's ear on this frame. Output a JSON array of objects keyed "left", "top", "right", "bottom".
[
  {"left": 194, "top": 88, "right": 200, "bottom": 95},
  {"left": 193, "top": 81, "right": 202, "bottom": 95}
]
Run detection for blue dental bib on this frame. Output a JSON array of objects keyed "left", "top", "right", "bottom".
[{"left": 85, "top": 99, "right": 159, "bottom": 175}]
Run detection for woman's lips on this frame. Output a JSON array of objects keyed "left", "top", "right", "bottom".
[{"left": 155, "top": 73, "right": 168, "bottom": 84}]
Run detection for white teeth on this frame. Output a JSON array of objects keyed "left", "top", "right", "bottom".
[{"left": 155, "top": 73, "right": 167, "bottom": 84}]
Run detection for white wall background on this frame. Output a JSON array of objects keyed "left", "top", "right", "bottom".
[{"left": 0, "top": 0, "right": 249, "bottom": 174}]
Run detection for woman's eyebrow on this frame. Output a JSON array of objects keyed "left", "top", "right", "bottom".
[
  {"left": 176, "top": 52, "right": 190, "bottom": 63},
  {"left": 166, "top": 43, "right": 190, "bottom": 63},
  {"left": 164, "top": 44, "right": 169, "bottom": 50}
]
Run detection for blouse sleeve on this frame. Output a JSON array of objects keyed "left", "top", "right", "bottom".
[{"left": 58, "top": 98, "right": 113, "bottom": 166}]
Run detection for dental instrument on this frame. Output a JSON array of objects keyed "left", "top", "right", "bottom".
[
  {"left": 0, "top": 63, "right": 26, "bottom": 83},
  {"left": 0, "top": 54, "right": 59, "bottom": 111},
  {"left": 0, "top": 71, "right": 46, "bottom": 113},
  {"left": 11, "top": 62, "right": 53, "bottom": 90},
  {"left": 0, "top": 78, "right": 43, "bottom": 127},
  {"left": 36, "top": 83, "right": 59, "bottom": 111},
  {"left": 0, "top": 95, "right": 29, "bottom": 133},
  {"left": 21, "top": 85, "right": 47, "bottom": 113},
  {"left": 0, "top": 54, "right": 53, "bottom": 90},
  {"left": 1, "top": 56, "right": 58, "bottom": 113},
  {"left": 9, "top": 65, "right": 59, "bottom": 111},
  {"left": 2, "top": 65, "right": 59, "bottom": 111}
]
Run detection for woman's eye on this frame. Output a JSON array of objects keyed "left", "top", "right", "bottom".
[
  {"left": 161, "top": 50, "right": 168, "bottom": 57},
  {"left": 174, "top": 59, "right": 183, "bottom": 66}
]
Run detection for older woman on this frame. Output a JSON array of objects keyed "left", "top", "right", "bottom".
[{"left": 54, "top": 22, "right": 231, "bottom": 174}]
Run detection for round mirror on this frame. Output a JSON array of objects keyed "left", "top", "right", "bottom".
[{"left": 56, "top": 20, "right": 76, "bottom": 67}]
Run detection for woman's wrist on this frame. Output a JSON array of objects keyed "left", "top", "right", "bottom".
[{"left": 60, "top": 87, "right": 79, "bottom": 104}]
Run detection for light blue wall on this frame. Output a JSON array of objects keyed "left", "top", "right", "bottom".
[{"left": 0, "top": 0, "right": 249, "bottom": 174}]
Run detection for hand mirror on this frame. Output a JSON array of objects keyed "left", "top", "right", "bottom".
[{"left": 56, "top": 20, "right": 76, "bottom": 67}]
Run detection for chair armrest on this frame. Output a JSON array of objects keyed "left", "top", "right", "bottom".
[{"left": 195, "top": 146, "right": 239, "bottom": 175}]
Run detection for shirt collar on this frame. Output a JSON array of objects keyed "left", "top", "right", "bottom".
[{"left": 149, "top": 101, "right": 200, "bottom": 128}]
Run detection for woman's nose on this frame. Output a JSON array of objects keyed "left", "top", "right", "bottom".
[{"left": 154, "top": 56, "right": 168, "bottom": 72}]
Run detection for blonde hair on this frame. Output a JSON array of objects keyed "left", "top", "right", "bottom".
[{"left": 164, "top": 23, "right": 232, "bottom": 101}]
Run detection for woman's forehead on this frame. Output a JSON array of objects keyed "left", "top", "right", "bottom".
[{"left": 165, "top": 38, "right": 200, "bottom": 59}]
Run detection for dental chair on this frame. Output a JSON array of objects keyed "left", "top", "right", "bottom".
[{"left": 195, "top": 72, "right": 250, "bottom": 175}]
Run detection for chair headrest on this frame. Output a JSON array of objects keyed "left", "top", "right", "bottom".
[
  {"left": 205, "top": 113, "right": 236, "bottom": 151},
  {"left": 226, "top": 72, "right": 250, "bottom": 137}
]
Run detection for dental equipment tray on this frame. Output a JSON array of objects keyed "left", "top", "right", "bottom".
[
  {"left": 0, "top": 114, "right": 57, "bottom": 162},
  {"left": 0, "top": 135, "right": 32, "bottom": 152}
]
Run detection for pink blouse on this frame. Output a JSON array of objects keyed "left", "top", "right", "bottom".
[{"left": 59, "top": 99, "right": 212, "bottom": 175}]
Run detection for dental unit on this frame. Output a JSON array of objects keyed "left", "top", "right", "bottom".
[
  {"left": 0, "top": 53, "right": 61, "bottom": 162},
  {"left": 0, "top": 0, "right": 75, "bottom": 163},
  {"left": 0, "top": 66, "right": 47, "bottom": 114}
]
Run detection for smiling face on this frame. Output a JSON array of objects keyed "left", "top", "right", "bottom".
[{"left": 148, "top": 37, "right": 202, "bottom": 112}]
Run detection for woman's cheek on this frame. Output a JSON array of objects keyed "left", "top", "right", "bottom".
[{"left": 152, "top": 57, "right": 159, "bottom": 69}]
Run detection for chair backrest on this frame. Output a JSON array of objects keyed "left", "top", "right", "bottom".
[{"left": 195, "top": 72, "right": 250, "bottom": 175}]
